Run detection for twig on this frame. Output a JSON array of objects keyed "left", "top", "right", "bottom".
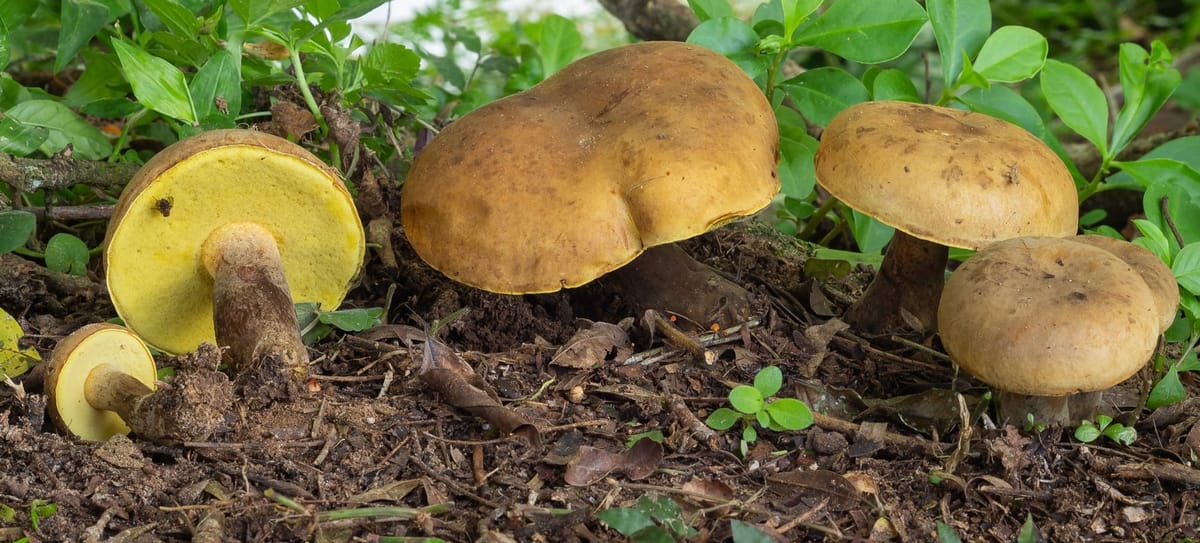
[
  {"left": 811, "top": 411, "right": 939, "bottom": 455},
  {"left": 0, "top": 152, "right": 140, "bottom": 193},
  {"left": 624, "top": 319, "right": 758, "bottom": 366},
  {"left": 1161, "top": 196, "right": 1186, "bottom": 249},
  {"left": 408, "top": 454, "right": 500, "bottom": 508}
]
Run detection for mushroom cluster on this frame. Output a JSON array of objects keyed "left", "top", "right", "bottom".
[
  {"left": 401, "top": 41, "right": 780, "bottom": 328},
  {"left": 815, "top": 101, "right": 1079, "bottom": 332},
  {"left": 937, "top": 235, "right": 1175, "bottom": 425}
]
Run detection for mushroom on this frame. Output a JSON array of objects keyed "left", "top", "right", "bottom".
[
  {"left": 46, "top": 324, "right": 159, "bottom": 441},
  {"left": 1072, "top": 234, "right": 1179, "bottom": 332},
  {"left": 400, "top": 41, "right": 779, "bottom": 329},
  {"left": 104, "top": 129, "right": 365, "bottom": 396},
  {"left": 937, "top": 236, "right": 1161, "bottom": 426},
  {"left": 814, "top": 101, "right": 1078, "bottom": 332}
]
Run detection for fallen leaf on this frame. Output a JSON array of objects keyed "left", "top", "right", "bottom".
[
  {"left": 768, "top": 469, "right": 860, "bottom": 511},
  {"left": 349, "top": 479, "right": 422, "bottom": 504},
  {"left": 564, "top": 438, "right": 663, "bottom": 486},
  {"left": 551, "top": 320, "right": 631, "bottom": 368},
  {"left": 419, "top": 336, "right": 539, "bottom": 445}
]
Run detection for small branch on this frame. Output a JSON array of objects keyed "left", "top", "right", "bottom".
[
  {"left": 597, "top": 0, "right": 699, "bottom": 42},
  {"left": 0, "top": 153, "right": 139, "bottom": 193},
  {"left": 1160, "top": 196, "right": 1186, "bottom": 249}
]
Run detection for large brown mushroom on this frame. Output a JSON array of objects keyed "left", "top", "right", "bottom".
[
  {"left": 814, "top": 101, "right": 1078, "bottom": 332},
  {"left": 400, "top": 41, "right": 779, "bottom": 329},
  {"left": 104, "top": 129, "right": 365, "bottom": 397},
  {"left": 937, "top": 236, "right": 1161, "bottom": 426}
]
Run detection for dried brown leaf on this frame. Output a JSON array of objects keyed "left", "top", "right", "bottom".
[{"left": 551, "top": 320, "right": 631, "bottom": 368}]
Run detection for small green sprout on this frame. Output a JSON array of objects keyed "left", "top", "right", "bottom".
[
  {"left": 705, "top": 366, "right": 813, "bottom": 455},
  {"left": 295, "top": 303, "right": 384, "bottom": 344},
  {"left": 597, "top": 495, "right": 697, "bottom": 542},
  {"left": 1074, "top": 414, "right": 1137, "bottom": 445}
]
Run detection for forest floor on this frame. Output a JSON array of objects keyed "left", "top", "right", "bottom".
[{"left": 2, "top": 220, "right": 1198, "bottom": 542}]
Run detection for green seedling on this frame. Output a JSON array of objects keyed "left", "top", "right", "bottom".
[
  {"left": 295, "top": 303, "right": 384, "bottom": 344},
  {"left": 1074, "top": 414, "right": 1137, "bottom": 446},
  {"left": 705, "top": 366, "right": 813, "bottom": 456},
  {"left": 597, "top": 495, "right": 697, "bottom": 543},
  {"left": 626, "top": 430, "right": 664, "bottom": 449}
]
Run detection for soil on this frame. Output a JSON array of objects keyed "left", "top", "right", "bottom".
[{"left": 2, "top": 220, "right": 1199, "bottom": 542}]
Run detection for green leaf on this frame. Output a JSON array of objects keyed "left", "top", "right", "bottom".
[
  {"left": 191, "top": 49, "right": 242, "bottom": 121},
  {"left": 957, "top": 85, "right": 1047, "bottom": 139},
  {"left": 295, "top": 0, "right": 389, "bottom": 43},
  {"left": 3, "top": 100, "right": 112, "bottom": 160},
  {"left": 44, "top": 233, "right": 90, "bottom": 276},
  {"left": 537, "top": 14, "right": 582, "bottom": 77},
  {"left": 780, "top": 0, "right": 822, "bottom": 41},
  {"left": 729, "top": 385, "right": 764, "bottom": 414},
  {"left": 363, "top": 43, "right": 420, "bottom": 86},
  {"left": 1104, "top": 423, "right": 1136, "bottom": 445},
  {"left": 1147, "top": 365, "right": 1186, "bottom": 408},
  {"left": 936, "top": 521, "right": 964, "bottom": 543},
  {"left": 318, "top": 307, "right": 383, "bottom": 332},
  {"left": 687, "top": 0, "right": 734, "bottom": 21},
  {"left": 1040, "top": 59, "right": 1108, "bottom": 158},
  {"left": 56, "top": 0, "right": 111, "bottom": 73},
  {"left": 230, "top": 0, "right": 305, "bottom": 27},
  {"left": 1177, "top": 349, "right": 1200, "bottom": 372},
  {"left": 1132, "top": 219, "right": 1172, "bottom": 263},
  {"left": 1073, "top": 420, "right": 1101, "bottom": 442},
  {"left": 849, "top": 210, "right": 895, "bottom": 254},
  {"left": 970, "top": 26, "right": 1047, "bottom": 83},
  {"left": 1111, "top": 42, "right": 1181, "bottom": 157},
  {"left": 0, "top": 116, "right": 49, "bottom": 156},
  {"left": 0, "top": 211, "right": 35, "bottom": 254},
  {"left": 112, "top": 40, "right": 198, "bottom": 124},
  {"left": 753, "top": 366, "right": 783, "bottom": 397},
  {"left": 143, "top": 0, "right": 199, "bottom": 38},
  {"left": 705, "top": 407, "right": 741, "bottom": 430},
  {"left": 793, "top": 0, "right": 927, "bottom": 64},
  {"left": 1017, "top": 514, "right": 1039, "bottom": 543},
  {"left": 765, "top": 398, "right": 813, "bottom": 430},
  {"left": 64, "top": 48, "right": 129, "bottom": 108},
  {"left": 687, "top": 18, "right": 765, "bottom": 79},
  {"left": 730, "top": 520, "right": 773, "bottom": 543},
  {"left": 742, "top": 424, "right": 758, "bottom": 443},
  {"left": 871, "top": 68, "right": 921, "bottom": 102},
  {"left": 1173, "top": 243, "right": 1200, "bottom": 295},
  {"left": 926, "top": 0, "right": 990, "bottom": 88},
  {"left": 776, "top": 108, "right": 818, "bottom": 200},
  {"left": 0, "top": 306, "right": 40, "bottom": 379},
  {"left": 597, "top": 508, "right": 656, "bottom": 537},
  {"left": 1109, "top": 137, "right": 1200, "bottom": 187},
  {"left": 781, "top": 67, "right": 870, "bottom": 126}
]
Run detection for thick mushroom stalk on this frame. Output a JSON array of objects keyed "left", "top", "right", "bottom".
[
  {"left": 815, "top": 101, "right": 1079, "bottom": 333},
  {"left": 938, "top": 237, "right": 1161, "bottom": 426},
  {"left": 203, "top": 222, "right": 309, "bottom": 386},
  {"left": 611, "top": 244, "right": 756, "bottom": 327},
  {"left": 47, "top": 324, "right": 229, "bottom": 442}
]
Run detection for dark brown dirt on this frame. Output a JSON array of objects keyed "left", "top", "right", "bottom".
[{"left": 1, "top": 221, "right": 1198, "bottom": 542}]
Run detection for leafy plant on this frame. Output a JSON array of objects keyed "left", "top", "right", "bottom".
[
  {"left": 295, "top": 303, "right": 384, "bottom": 344},
  {"left": 1074, "top": 414, "right": 1138, "bottom": 445},
  {"left": 705, "top": 366, "right": 813, "bottom": 456},
  {"left": 598, "top": 495, "right": 698, "bottom": 543}
]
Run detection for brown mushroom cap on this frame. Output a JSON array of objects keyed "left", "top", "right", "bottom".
[
  {"left": 937, "top": 237, "right": 1159, "bottom": 396},
  {"left": 104, "top": 129, "right": 365, "bottom": 355},
  {"left": 814, "top": 101, "right": 1078, "bottom": 249},
  {"left": 46, "top": 323, "right": 158, "bottom": 441},
  {"left": 1072, "top": 234, "right": 1179, "bottom": 332},
  {"left": 400, "top": 41, "right": 780, "bottom": 294}
]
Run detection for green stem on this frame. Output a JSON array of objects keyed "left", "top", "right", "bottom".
[
  {"left": 763, "top": 49, "right": 787, "bottom": 104},
  {"left": 796, "top": 196, "right": 839, "bottom": 241}
]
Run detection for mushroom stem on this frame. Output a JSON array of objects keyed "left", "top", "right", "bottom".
[
  {"left": 83, "top": 363, "right": 155, "bottom": 422},
  {"left": 995, "top": 392, "right": 1072, "bottom": 427},
  {"left": 203, "top": 222, "right": 309, "bottom": 394},
  {"left": 843, "top": 230, "right": 948, "bottom": 333},
  {"left": 610, "top": 243, "right": 755, "bottom": 329}
]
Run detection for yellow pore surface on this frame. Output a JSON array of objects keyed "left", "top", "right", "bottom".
[
  {"left": 49, "top": 324, "right": 157, "bottom": 441},
  {"left": 105, "top": 145, "right": 365, "bottom": 354}
]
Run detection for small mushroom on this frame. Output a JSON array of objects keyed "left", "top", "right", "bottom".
[
  {"left": 1072, "top": 234, "right": 1180, "bottom": 332},
  {"left": 937, "top": 237, "right": 1160, "bottom": 426},
  {"left": 400, "top": 41, "right": 779, "bottom": 328},
  {"left": 104, "top": 129, "right": 365, "bottom": 397},
  {"left": 46, "top": 324, "right": 159, "bottom": 441},
  {"left": 815, "top": 101, "right": 1078, "bottom": 332}
]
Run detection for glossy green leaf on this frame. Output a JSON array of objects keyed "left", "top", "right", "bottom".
[
  {"left": 705, "top": 407, "right": 741, "bottom": 430},
  {"left": 0, "top": 0, "right": 38, "bottom": 71},
  {"left": 1041, "top": 59, "right": 1108, "bottom": 158},
  {"left": 781, "top": 67, "right": 869, "bottom": 126},
  {"left": 1148, "top": 364, "right": 1186, "bottom": 408},
  {"left": 957, "top": 85, "right": 1047, "bottom": 139},
  {"left": 1111, "top": 42, "right": 1181, "bottom": 157},
  {"left": 0, "top": 210, "right": 36, "bottom": 254},
  {"left": 113, "top": 40, "right": 197, "bottom": 124},
  {"left": 780, "top": 0, "right": 822, "bottom": 41},
  {"left": 730, "top": 520, "right": 773, "bottom": 543},
  {"left": 44, "top": 233, "right": 90, "bottom": 276},
  {"left": 687, "top": 0, "right": 733, "bottom": 21},
  {"left": 871, "top": 68, "right": 921, "bottom": 102},
  {"left": 596, "top": 508, "right": 656, "bottom": 537},
  {"left": 776, "top": 107, "right": 818, "bottom": 200},
  {"left": 729, "top": 385, "right": 764, "bottom": 414},
  {"left": 793, "top": 0, "right": 927, "bottom": 64},
  {"left": 687, "top": 17, "right": 765, "bottom": 78},
  {"left": 56, "top": 0, "right": 110, "bottom": 72},
  {"left": 765, "top": 398, "right": 813, "bottom": 430},
  {"left": 1132, "top": 219, "right": 1172, "bottom": 263},
  {"left": 850, "top": 210, "right": 895, "bottom": 254},
  {"left": 0, "top": 117, "right": 49, "bottom": 156},
  {"left": 926, "top": 0, "right": 990, "bottom": 88},
  {"left": 936, "top": 521, "right": 965, "bottom": 543},
  {"left": 191, "top": 49, "right": 242, "bottom": 121},
  {"left": 970, "top": 26, "right": 1047, "bottom": 83},
  {"left": 143, "top": 0, "right": 198, "bottom": 37},
  {"left": 3, "top": 100, "right": 112, "bottom": 159},
  {"left": 1173, "top": 243, "right": 1200, "bottom": 295},
  {"left": 64, "top": 48, "right": 130, "bottom": 107},
  {"left": 318, "top": 307, "right": 383, "bottom": 332},
  {"left": 537, "top": 14, "right": 582, "bottom": 77}
]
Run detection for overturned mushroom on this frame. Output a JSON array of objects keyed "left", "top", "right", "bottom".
[
  {"left": 937, "top": 237, "right": 1160, "bottom": 426},
  {"left": 401, "top": 41, "right": 779, "bottom": 329},
  {"left": 104, "top": 129, "right": 365, "bottom": 397},
  {"left": 815, "top": 101, "right": 1078, "bottom": 332}
]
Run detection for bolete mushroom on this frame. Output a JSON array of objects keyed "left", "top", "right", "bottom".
[
  {"left": 46, "top": 324, "right": 158, "bottom": 441},
  {"left": 937, "top": 237, "right": 1160, "bottom": 426},
  {"left": 814, "top": 101, "right": 1078, "bottom": 332},
  {"left": 104, "top": 129, "right": 365, "bottom": 396},
  {"left": 400, "top": 41, "right": 779, "bottom": 328},
  {"left": 1072, "top": 234, "right": 1179, "bottom": 332}
]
